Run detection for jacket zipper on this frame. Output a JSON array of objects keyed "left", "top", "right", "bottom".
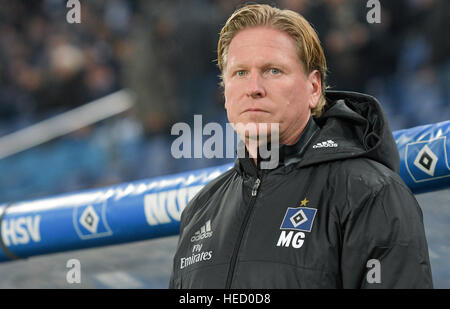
[{"left": 225, "top": 177, "right": 261, "bottom": 288}]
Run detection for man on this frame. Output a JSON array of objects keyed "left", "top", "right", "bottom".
[{"left": 169, "top": 4, "right": 433, "bottom": 288}]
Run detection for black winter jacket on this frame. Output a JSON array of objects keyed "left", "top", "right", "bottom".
[{"left": 169, "top": 91, "right": 433, "bottom": 289}]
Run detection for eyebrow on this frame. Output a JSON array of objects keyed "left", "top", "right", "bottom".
[
  {"left": 228, "top": 62, "right": 289, "bottom": 72},
  {"left": 261, "top": 63, "right": 287, "bottom": 71}
]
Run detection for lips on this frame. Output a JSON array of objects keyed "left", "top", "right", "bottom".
[{"left": 242, "top": 108, "right": 267, "bottom": 114}]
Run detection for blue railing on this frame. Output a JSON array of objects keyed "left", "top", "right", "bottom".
[{"left": 0, "top": 120, "right": 448, "bottom": 262}]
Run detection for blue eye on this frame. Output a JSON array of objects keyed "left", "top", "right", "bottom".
[
  {"left": 237, "top": 70, "right": 246, "bottom": 77},
  {"left": 270, "top": 68, "right": 280, "bottom": 75}
]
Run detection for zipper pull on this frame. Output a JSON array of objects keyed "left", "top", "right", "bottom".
[{"left": 251, "top": 178, "right": 261, "bottom": 197}]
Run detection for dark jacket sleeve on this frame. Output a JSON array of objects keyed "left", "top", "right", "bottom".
[
  {"left": 168, "top": 198, "right": 191, "bottom": 289},
  {"left": 168, "top": 269, "right": 176, "bottom": 288},
  {"left": 168, "top": 203, "right": 190, "bottom": 289},
  {"left": 340, "top": 179, "right": 433, "bottom": 288}
]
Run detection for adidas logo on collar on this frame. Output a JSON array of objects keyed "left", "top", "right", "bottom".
[
  {"left": 190, "top": 220, "right": 213, "bottom": 242},
  {"left": 312, "top": 140, "right": 338, "bottom": 149}
]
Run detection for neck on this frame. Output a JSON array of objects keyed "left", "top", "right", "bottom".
[
  {"left": 243, "top": 137, "right": 263, "bottom": 166},
  {"left": 281, "top": 119, "right": 310, "bottom": 146},
  {"left": 245, "top": 119, "right": 311, "bottom": 167}
]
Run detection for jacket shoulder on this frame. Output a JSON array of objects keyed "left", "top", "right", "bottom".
[
  {"left": 337, "top": 157, "right": 409, "bottom": 194},
  {"left": 330, "top": 157, "right": 418, "bottom": 222},
  {"left": 335, "top": 158, "right": 426, "bottom": 236},
  {"left": 180, "top": 167, "right": 236, "bottom": 223}
]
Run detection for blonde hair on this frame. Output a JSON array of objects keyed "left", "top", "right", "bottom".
[{"left": 217, "top": 4, "right": 328, "bottom": 117}]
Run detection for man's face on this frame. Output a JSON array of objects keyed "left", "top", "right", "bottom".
[{"left": 223, "top": 26, "right": 321, "bottom": 145}]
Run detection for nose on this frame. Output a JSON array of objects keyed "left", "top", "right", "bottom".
[{"left": 246, "top": 72, "right": 266, "bottom": 99}]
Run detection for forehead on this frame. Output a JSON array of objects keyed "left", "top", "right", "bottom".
[{"left": 226, "top": 26, "right": 300, "bottom": 68}]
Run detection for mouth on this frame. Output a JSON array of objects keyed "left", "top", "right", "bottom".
[{"left": 241, "top": 108, "right": 268, "bottom": 114}]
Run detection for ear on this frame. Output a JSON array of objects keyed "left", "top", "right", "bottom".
[{"left": 308, "top": 70, "right": 322, "bottom": 109}]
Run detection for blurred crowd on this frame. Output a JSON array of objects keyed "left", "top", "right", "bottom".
[
  {"left": 0, "top": 0, "right": 131, "bottom": 134},
  {"left": 0, "top": 0, "right": 448, "bottom": 203}
]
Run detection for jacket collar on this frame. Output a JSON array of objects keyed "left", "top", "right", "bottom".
[{"left": 234, "top": 117, "right": 320, "bottom": 176}]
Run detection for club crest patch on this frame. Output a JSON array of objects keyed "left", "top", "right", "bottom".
[{"left": 280, "top": 198, "right": 317, "bottom": 232}]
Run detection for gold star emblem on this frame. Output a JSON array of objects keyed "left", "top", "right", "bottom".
[{"left": 300, "top": 198, "right": 309, "bottom": 206}]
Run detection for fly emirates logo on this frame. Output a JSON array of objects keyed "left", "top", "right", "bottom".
[{"left": 181, "top": 220, "right": 213, "bottom": 269}]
